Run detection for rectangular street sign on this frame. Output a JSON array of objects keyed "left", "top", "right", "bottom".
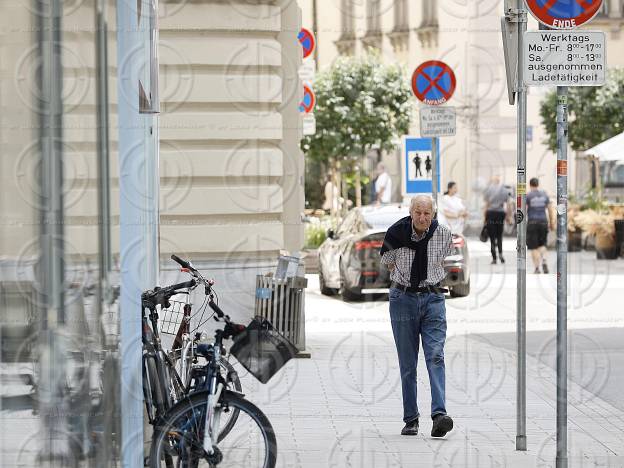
[
  {"left": 524, "top": 31, "right": 606, "bottom": 86},
  {"left": 420, "top": 106, "right": 456, "bottom": 138},
  {"left": 299, "top": 59, "right": 316, "bottom": 82},
  {"left": 302, "top": 114, "right": 316, "bottom": 135},
  {"left": 401, "top": 136, "right": 441, "bottom": 197}
]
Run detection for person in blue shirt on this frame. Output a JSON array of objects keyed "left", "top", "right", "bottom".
[{"left": 526, "top": 178, "right": 556, "bottom": 273}]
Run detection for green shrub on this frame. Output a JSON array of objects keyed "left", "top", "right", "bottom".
[{"left": 304, "top": 223, "right": 327, "bottom": 249}]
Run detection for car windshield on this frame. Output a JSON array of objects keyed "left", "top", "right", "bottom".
[{"left": 362, "top": 209, "right": 408, "bottom": 230}]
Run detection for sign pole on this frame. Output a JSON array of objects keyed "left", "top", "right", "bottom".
[
  {"left": 432, "top": 137, "right": 438, "bottom": 210},
  {"left": 556, "top": 86, "right": 569, "bottom": 468},
  {"left": 515, "top": 3, "right": 528, "bottom": 452}
]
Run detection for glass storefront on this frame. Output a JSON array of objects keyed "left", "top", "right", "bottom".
[{"left": 1, "top": 2, "right": 120, "bottom": 466}]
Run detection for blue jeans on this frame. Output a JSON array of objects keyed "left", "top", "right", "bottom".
[{"left": 389, "top": 287, "right": 447, "bottom": 422}]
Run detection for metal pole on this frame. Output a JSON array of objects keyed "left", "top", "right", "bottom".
[
  {"left": 117, "top": 0, "right": 160, "bottom": 464},
  {"left": 432, "top": 137, "right": 439, "bottom": 210},
  {"left": 95, "top": 0, "right": 112, "bottom": 323},
  {"left": 556, "top": 86, "right": 568, "bottom": 468},
  {"left": 515, "top": 4, "right": 528, "bottom": 452},
  {"left": 312, "top": 0, "right": 319, "bottom": 70},
  {"left": 94, "top": 2, "right": 118, "bottom": 466},
  {"left": 37, "top": 0, "right": 70, "bottom": 463}
]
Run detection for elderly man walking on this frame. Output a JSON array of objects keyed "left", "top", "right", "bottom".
[{"left": 380, "top": 195, "right": 454, "bottom": 437}]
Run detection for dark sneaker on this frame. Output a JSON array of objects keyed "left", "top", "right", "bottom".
[
  {"left": 431, "top": 414, "right": 453, "bottom": 438},
  {"left": 500, "top": 256, "right": 506, "bottom": 264},
  {"left": 542, "top": 262, "right": 549, "bottom": 274},
  {"left": 401, "top": 418, "right": 419, "bottom": 436},
  {"left": 534, "top": 267, "right": 541, "bottom": 274},
  {"left": 490, "top": 258, "right": 497, "bottom": 265}
]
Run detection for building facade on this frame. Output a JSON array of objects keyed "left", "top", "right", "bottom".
[
  {"left": 1, "top": 1, "right": 304, "bottom": 464},
  {"left": 1, "top": 0, "right": 304, "bottom": 323},
  {"left": 301, "top": 0, "right": 624, "bottom": 213}
]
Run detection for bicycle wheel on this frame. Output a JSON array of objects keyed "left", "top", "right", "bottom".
[
  {"left": 149, "top": 390, "right": 276, "bottom": 468},
  {"left": 143, "top": 354, "right": 165, "bottom": 421},
  {"left": 169, "top": 350, "right": 242, "bottom": 440}
]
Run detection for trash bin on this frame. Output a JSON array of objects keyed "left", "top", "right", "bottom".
[
  {"left": 615, "top": 219, "right": 624, "bottom": 257},
  {"left": 255, "top": 274, "right": 310, "bottom": 358}
]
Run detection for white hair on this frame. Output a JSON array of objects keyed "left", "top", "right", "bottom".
[{"left": 410, "top": 195, "right": 434, "bottom": 210}]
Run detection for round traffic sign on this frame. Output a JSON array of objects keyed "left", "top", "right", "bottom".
[
  {"left": 526, "top": 0, "right": 603, "bottom": 29},
  {"left": 411, "top": 61, "right": 456, "bottom": 106},
  {"left": 298, "top": 28, "right": 315, "bottom": 59},
  {"left": 299, "top": 85, "right": 315, "bottom": 113}
]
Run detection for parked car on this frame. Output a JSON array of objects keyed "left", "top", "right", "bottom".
[{"left": 318, "top": 204, "right": 471, "bottom": 301}]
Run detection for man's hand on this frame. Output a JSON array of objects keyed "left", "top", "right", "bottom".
[{"left": 387, "top": 264, "right": 396, "bottom": 272}]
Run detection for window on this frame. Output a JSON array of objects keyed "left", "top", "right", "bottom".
[
  {"left": 597, "top": 0, "right": 624, "bottom": 18},
  {"left": 394, "top": 0, "right": 409, "bottom": 31},
  {"left": 366, "top": 0, "right": 381, "bottom": 33},
  {"left": 420, "top": 0, "right": 438, "bottom": 28},
  {"left": 341, "top": 0, "right": 354, "bottom": 35}
]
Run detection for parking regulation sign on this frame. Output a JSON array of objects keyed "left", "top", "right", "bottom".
[
  {"left": 526, "top": 0, "right": 603, "bottom": 29},
  {"left": 411, "top": 61, "right": 457, "bottom": 106},
  {"left": 299, "top": 85, "right": 315, "bottom": 113},
  {"left": 298, "top": 28, "right": 315, "bottom": 59},
  {"left": 420, "top": 106, "right": 456, "bottom": 138}
]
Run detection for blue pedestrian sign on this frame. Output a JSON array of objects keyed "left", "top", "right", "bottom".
[{"left": 401, "top": 136, "right": 441, "bottom": 197}]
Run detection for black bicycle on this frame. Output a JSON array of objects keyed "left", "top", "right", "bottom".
[{"left": 149, "top": 256, "right": 298, "bottom": 468}]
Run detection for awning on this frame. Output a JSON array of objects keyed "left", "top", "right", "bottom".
[{"left": 584, "top": 131, "right": 624, "bottom": 162}]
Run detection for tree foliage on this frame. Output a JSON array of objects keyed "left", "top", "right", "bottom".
[
  {"left": 301, "top": 54, "right": 413, "bottom": 162},
  {"left": 539, "top": 68, "right": 624, "bottom": 152}
]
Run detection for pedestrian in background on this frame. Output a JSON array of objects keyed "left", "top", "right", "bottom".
[
  {"left": 483, "top": 175, "right": 511, "bottom": 264},
  {"left": 437, "top": 181, "right": 468, "bottom": 235},
  {"left": 375, "top": 163, "right": 392, "bottom": 204},
  {"left": 526, "top": 177, "right": 556, "bottom": 273},
  {"left": 322, "top": 174, "right": 339, "bottom": 214},
  {"left": 380, "top": 195, "right": 454, "bottom": 439}
]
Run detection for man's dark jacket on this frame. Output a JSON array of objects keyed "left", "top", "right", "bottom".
[{"left": 380, "top": 216, "right": 439, "bottom": 287}]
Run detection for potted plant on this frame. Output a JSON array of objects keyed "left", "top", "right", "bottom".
[{"left": 575, "top": 209, "right": 617, "bottom": 259}]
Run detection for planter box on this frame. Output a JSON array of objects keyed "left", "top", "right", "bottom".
[
  {"left": 568, "top": 230, "right": 582, "bottom": 252},
  {"left": 596, "top": 233, "right": 618, "bottom": 260}
]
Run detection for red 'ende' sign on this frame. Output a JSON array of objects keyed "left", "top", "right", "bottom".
[{"left": 525, "top": 0, "right": 603, "bottom": 29}]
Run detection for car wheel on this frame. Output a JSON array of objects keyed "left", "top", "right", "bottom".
[
  {"left": 341, "top": 287, "right": 362, "bottom": 302},
  {"left": 339, "top": 269, "right": 362, "bottom": 302},
  {"left": 319, "top": 268, "right": 337, "bottom": 296},
  {"left": 450, "top": 278, "right": 470, "bottom": 298}
]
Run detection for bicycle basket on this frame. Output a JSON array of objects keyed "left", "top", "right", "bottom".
[
  {"left": 229, "top": 317, "right": 298, "bottom": 384},
  {"left": 159, "top": 300, "right": 192, "bottom": 335}
]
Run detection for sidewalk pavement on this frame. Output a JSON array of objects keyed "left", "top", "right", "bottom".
[
  {"left": 239, "top": 324, "right": 624, "bottom": 467},
  {"left": 235, "top": 240, "right": 624, "bottom": 467}
]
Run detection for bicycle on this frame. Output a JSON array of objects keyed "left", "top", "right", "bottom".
[
  {"left": 149, "top": 257, "right": 297, "bottom": 468},
  {"left": 142, "top": 277, "right": 195, "bottom": 424},
  {"left": 142, "top": 256, "right": 243, "bottom": 433}
]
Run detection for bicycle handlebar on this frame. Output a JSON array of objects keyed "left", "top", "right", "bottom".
[
  {"left": 142, "top": 279, "right": 197, "bottom": 308},
  {"left": 171, "top": 254, "right": 192, "bottom": 270},
  {"left": 208, "top": 300, "right": 225, "bottom": 319},
  {"left": 163, "top": 279, "right": 196, "bottom": 295}
]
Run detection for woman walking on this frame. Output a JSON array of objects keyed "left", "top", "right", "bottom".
[{"left": 437, "top": 182, "right": 468, "bottom": 235}]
